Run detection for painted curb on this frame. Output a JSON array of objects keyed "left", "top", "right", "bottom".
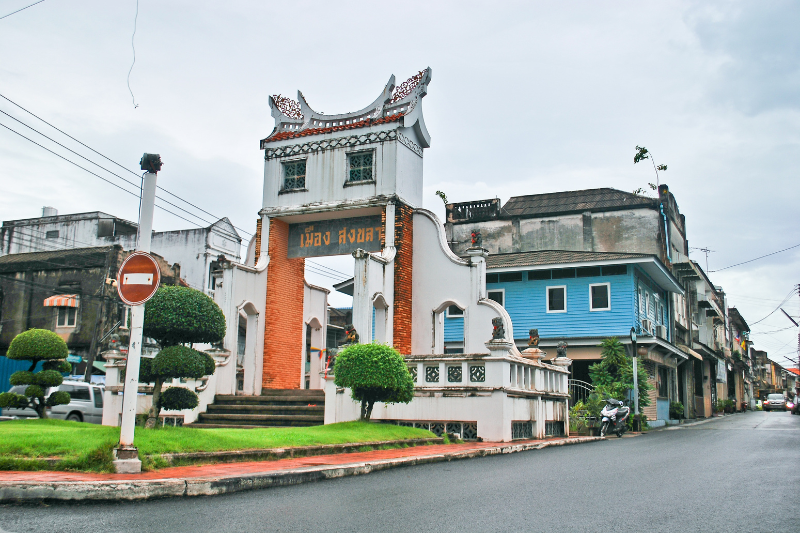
[{"left": 0, "top": 437, "right": 603, "bottom": 503}]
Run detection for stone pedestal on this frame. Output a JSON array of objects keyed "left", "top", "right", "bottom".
[
  {"left": 520, "top": 347, "right": 546, "bottom": 363},
  {"left": 113, "top": 446, "right": 141, "bottom": 474},
  {"left": 485, "top": 339, "right": 514, "bottom": 358},
  {"left": 552, "top": 357, "right": 573, "bottom": 369}
]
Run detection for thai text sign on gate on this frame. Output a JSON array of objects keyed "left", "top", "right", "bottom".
[{"left": 288, "top": 215, "right": 383, "bottom": 258}]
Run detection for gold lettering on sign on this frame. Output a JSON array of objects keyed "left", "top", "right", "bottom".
[
  {"left": 366, "top": 228, "right": 373, "bottom": 242},
  {"left": 323, "top": 232, "right": 330, "bottom": 245},
  {"left": 339, "top": 228, "right": 346, "bottom": 244},
  {"left": 357, "top": 228, "right": 365, "bottom": 243},
  {"left": 306, "top": 233, "right": 315, "bottom": 247},
  {"left": 300, "top": 234, "right": 304, "bottom": 247},
  {"left": 348, "top": 229, "right": 356, "bottom": 243},
  {"left": 314, "top": 233, "right": 321, "bottom": 246}
]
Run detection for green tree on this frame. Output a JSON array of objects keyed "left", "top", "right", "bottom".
[
  {"left": 589, "top": 337, "right": 651, "bottom": 408},
  {"left": 333, "top": 343, "right": 414, "bottom": 420},
  {"left": 0, "top": 329, "right": 71, "bottom": 418},
  {"left": 142, "top": 286, "right": 225, "bottom": 427}
]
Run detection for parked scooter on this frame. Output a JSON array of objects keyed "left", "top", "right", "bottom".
[{"left": 599, "top": 398, "right": 630, "bottom": 438}]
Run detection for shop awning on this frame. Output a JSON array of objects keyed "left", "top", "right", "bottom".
[
  {"left": 677, "top": 344, "right": 703, "bottom": 361},
  {"left": 43, "top": 294, "right": 79, "bottom": 307},
  {"left": 92, "top": 361, "right": 106, "bottom": 373}
]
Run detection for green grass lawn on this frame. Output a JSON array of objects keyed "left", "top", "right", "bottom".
[{"left": 0, "top": 419, "right": 436, "bottom": 472}]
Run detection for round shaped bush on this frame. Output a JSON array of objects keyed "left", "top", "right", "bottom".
[
  {"left": 202, "top": 352, "right": 216, "bottom": 376},
  {"left": 43, "top": 359, "right": 72, "bottom": 373},
  {"left": 151, "top": 346, "right": 209, "bottom": 380},
  {"left": 25, "top": 385, "right": 44, "bottom": 399},
  {"left": 34, "top": 370, "right": 64, "bottom": 388},
  {"left": 138, "top": 356, "right": 156, "bottom": 383},
  {"left": 334, "top": 343, "right": 414, "bottom": 419},
  {"left": 47, "top": 390, "right": 71, "bottom": 407},
  {"left": 7, "top": 328, "right": 68, "bottom": 362},
  {"left": 143, "top": 286, "right": 226, "bottom": 346},
  {"left": 0, "top": 392, "right": 28, "bottom": 409},
  {"left": 158, "top": 387, "right": 199, "bottom": 411},
  {"left": 9, "top": 371, "right": 34, "bottom": 386}
]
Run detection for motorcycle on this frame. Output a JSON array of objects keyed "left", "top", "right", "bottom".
[{"left": 599, "top": 398, "right": 630, "bottom": 438}]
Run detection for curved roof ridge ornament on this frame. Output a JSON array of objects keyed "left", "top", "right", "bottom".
[
  {"left": 295, "top": 74, "right": 396, "bottom": 123},
  {"left": 262, "top": 69, "right": 432, "bottom": 146}
]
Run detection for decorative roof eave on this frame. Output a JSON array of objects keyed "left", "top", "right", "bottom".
[{"left": 262, "top": 68, "right": 432, "bottom": 147}]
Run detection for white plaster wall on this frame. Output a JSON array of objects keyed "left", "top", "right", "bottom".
[
  {"left": 411, "top": 210, "right": 513, "bottom": 354},
  {"left": 304, "top": 282, "right": 329, "bottom": 389},
  {"left": 393, "top": 127, "right": 424, "bottom": 207},
  {"left": 262, "top": 125, "right": 424, "bottom": 212},
  {"left": 214, "top": 260, "right": 268, "bottom": 396}
]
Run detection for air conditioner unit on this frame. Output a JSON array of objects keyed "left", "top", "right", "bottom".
[
  {"left": 655, "top": 325, "right": 667, "bottom": 340},
  {"left": 641, "top": 319, "right": 653, "bottom": 334}
]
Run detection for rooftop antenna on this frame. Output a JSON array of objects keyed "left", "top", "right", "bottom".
[{"left": 689, "top": 246, "right": 715, "bottom": 272}]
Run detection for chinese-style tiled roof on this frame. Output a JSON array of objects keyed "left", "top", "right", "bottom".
[
  {"left": 502, "top": 188, "right": 655, "bottom": 217},
  {"left": 261, "top": 113, "right": 405, "bottom": 145},
  {"left": 484, "top": 250, "right": 652, "bottom": 269},
  {"left": 261, "top": 69, "right": 432, "bottom": 148}
]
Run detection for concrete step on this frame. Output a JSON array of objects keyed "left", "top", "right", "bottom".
[
  {"left": 184, "top": 423, "right": 292, "bottom": 429},
  {"left": 213, "top": 397, "right": 324, "bottom": 407},
  {"left": 207, "top": 404, "right": 324, "bottom": 416}
]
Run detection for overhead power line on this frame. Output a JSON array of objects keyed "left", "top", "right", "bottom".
[
  {"left": 0, "top": 0, "right": 45, "bottom": 21},
  {"left": 0, "top": 92, "right": 253, "bottom": 238},
  {"left": 0, "top": 119, "right": 247, "bottom": 245},
  {"left": 709, "top": 243, "right": 800, "bottom": 272},
  {"left": 749, "top": 287, "right": 800, "bottom": 327}
]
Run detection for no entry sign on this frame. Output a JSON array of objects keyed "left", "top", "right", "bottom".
[{"left": 116, "top": 251, "right": 161, "bottom": 306}]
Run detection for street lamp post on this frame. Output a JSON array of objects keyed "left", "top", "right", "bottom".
[{"left": 631, "top": 326, "right": 640, "bottom": 432}]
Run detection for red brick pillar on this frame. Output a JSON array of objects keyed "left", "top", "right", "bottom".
[
  {"left": 262, "top": 219, "right": 306, "bottom": 389},
  {"left": 393, "top": 204, "right": 413, "bottom": 355}
]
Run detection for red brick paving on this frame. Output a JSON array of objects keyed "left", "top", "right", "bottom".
[{"left": 0, "top": 438, "right": 577, "bottom": 483}]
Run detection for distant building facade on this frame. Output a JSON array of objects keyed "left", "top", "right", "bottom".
[{"left": 0, "top": 209, "right": 242, "bottom": 292}]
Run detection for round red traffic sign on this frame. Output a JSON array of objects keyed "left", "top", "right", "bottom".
[{"left": 116, "top": 251, "right": 161, "bottom": 306}]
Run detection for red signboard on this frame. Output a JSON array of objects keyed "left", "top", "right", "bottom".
[{"left": 116, "top": 252, "right": 161, "bottom": 306}]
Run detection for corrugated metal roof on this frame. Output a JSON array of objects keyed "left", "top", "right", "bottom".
[
  {"left": 484, "top": 250, "right": 651, "bottom": 269},
  {"left": 502, "top": 188, "right": 655, "bottom": 217}
]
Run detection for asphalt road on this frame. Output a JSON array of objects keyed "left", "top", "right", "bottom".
[{"left": 2, "top": 411, "right": 798, "bottom": 533}]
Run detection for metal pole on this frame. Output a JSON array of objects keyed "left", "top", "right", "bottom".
[
  {"left": 633, "top": 348, "right": 640, "bottom": 417},
  {"left": 119, "top": 170, "right": 157, "bottom": 448}
]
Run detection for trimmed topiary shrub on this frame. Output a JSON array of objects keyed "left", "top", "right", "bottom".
[
  {"left": 143, "top": 285, "right": 226, "bottom": 348},
  {"left": 141, "top": 287, "right": 224, "bottom": 427},
  {"left": 0, "top": 329, "right": 71, "bottom": 418},
  {"left": 158, "top": 386, "right": 200, "bottom": 411},
  {"left": 334, "top": 343, "right": 414, "bottom": 420}
]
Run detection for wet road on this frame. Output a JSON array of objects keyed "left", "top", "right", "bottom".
[{"left": 2, "top": 410, "right": 798, "bottom": 533}]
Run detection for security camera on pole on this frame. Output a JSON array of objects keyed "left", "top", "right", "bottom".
[{"left": 112, "top": 153, "right": 162, "bottom": 474}]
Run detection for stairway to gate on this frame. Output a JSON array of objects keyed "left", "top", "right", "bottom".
[{"left": 189, "top": 390, "right": 325, "bottom": 429}]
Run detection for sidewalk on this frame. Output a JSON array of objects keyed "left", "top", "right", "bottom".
[{"left": 0, "top": 436, "right": 603, "bottom": 503}]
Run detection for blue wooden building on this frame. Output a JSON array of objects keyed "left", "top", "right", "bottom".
[{"left": 445, "top": 250, "right": 687, "bottom": 424}]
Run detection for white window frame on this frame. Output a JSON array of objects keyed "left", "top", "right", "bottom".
[
  {"left": 546, "top": 285, "right": 567, "bottom": 313},
  {"left": 589, "top": 283, "right": 611, "bottom": 312},
  {"left": 487, "top": 289, "right": 505, "bottom": 307},
  {"left": 638, "top": 287, "right": 644, "bottom": 314},
  {"left": 445, "top": 305, "right": 464, "bottom": 318},
  {"left": 56, "top": 306, "right": 77, "bottom": 328},
  {"left": 645, "top": 291, "right": 650, "bottom": 318}
]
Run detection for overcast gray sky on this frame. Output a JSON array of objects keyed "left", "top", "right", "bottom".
[{"left": 1, "top": 1, "right": 798, "bottom": 366}]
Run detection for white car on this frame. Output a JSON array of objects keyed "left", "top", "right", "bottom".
[{"left": 3, "top": 380, "right": 104, "bottom": 424}]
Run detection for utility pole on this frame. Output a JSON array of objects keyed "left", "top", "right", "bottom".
[
  {"left": 631, "top": 327, "right": 640, "bottom": 431},
  {"left": 113, "top": 154, "right": 162, "bottom": 474}
]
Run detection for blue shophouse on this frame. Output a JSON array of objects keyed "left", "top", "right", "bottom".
[{"left": 445, "top": 250, "right": 687, "bottom": 425}]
